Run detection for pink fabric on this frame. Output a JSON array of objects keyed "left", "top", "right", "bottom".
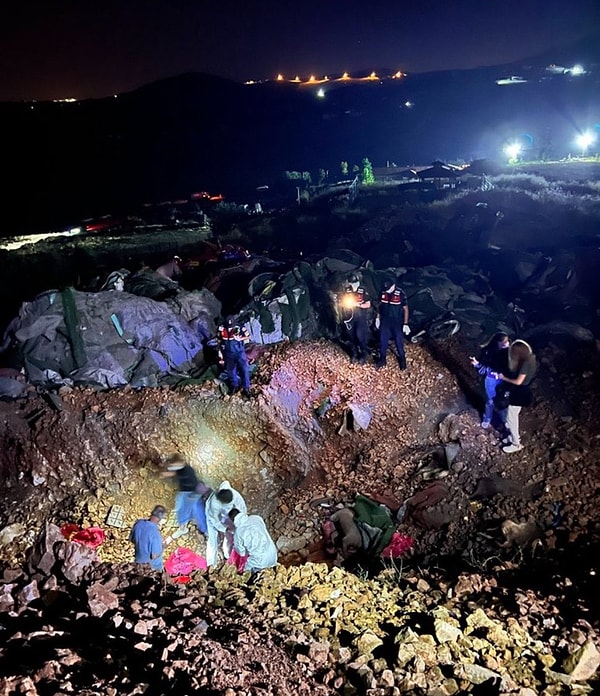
[
  {"left": 165, "top": 547, "right": 207, "bottom": 576},
  {"left": 60, "top": 524, "right": 106, "bottom": 549},
  {"left": 381, "top": 532, "right": 414, "bottom": 558},
  {"left": 227, "top": 548, "right": 248, "bottom": 572}
]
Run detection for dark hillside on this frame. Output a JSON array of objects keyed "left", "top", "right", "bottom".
[{"left": 1, "top": 33, "right": 599, "bottom": 235}]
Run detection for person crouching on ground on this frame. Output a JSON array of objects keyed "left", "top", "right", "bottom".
[
  {"left": 205, "top": 481, "right": 247, "bottom": 566},
  {"left": 497, "top": 339, "right": 537, "bottom": 453},
  {"left": 129, "top": 505, "right": 169, "bottom": 571},
  {"left": 228, "top": 508, "right": 278, "bottom": 573},
  {"left": 469, "top": 332, "right": 510, "bottom": 429}
]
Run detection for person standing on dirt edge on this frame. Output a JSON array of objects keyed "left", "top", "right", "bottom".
[
  {"left": 470, "top": 332, "right": 510, "bottom": 429},
  {"left": 497, "top": 339, "right": 536, "bottom": 453},
  {"left": 218, "top": 316, "right": 251, "bottom": 396},
  {"left": 376, "top": 276, "right": 410, "bottom": 370},
  {"left": 340, "top": 272, "right": 372, "bottom": 364}
]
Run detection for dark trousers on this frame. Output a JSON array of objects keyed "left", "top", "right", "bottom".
[
  {"left": 379, "top": 322, "right": 406, "bottom": 366},
  {"left": 346, "top": 318, "right": 370, "bottom": 359},
  {"left": 224, "top": 349, "right": 250, "bottom": 391}
]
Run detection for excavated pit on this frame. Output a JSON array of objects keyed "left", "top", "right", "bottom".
[
  {"left": 1, "top": 332, "right": 600, "bottom": 695},
  {"left": 1, "top": 336, "right": 598, "bottom": 578},
  {"left": 0, "top": 339, "right": 473, "bottom": 564}
]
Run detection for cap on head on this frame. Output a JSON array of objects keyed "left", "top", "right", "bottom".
[{"left": 151, "top": 505, "right": 167, "bottom": 521}]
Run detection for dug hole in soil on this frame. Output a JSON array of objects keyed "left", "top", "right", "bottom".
[{"left": 0, "top": 336, "right": 599, "bottom": 695}]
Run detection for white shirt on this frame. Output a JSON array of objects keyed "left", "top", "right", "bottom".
[{"left": 233, "top": 512, "right": 278, "bottom": 571}]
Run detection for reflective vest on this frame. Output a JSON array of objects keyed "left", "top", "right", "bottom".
[
  {"left": 349, "top": 287, "right": 367, "bottom": 304},
  {"left": 379, "top": 289, "right": 405, "bottom": 306},
  {"left": 379, "top": 288, "right": 406, "bottom": 322},
  {"left": 219, "top": 326, "right": 249, "bottom": 342}
]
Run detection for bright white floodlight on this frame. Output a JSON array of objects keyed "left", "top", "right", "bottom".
[
  {"left": 576, "top": 131, "right": 596, "bottom": 156},
  {"left": 503, "top": 142, "right": 522, "bottom": 161},
  {"left": 570, "top": 64, "right": 585, "bottom": 76}
]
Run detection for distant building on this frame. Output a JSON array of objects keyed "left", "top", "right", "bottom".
[
  {"left": 416, "top": 161, "right": 465, "bottom": 189},
  {"left": 372, "top": 165, "right": 418, "bottom": 184}
]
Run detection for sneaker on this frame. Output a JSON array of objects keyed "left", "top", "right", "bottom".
[
  {"left": 172, "top": 525, "right": 189, "bottom": 539},
  {"left": 502, "top": 444, "right": 523, "bottom": 454},
  {"left": 481, "top": 421, "right": 491, "bottom": 429}
]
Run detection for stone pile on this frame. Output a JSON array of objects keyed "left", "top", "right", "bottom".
[{"left": 1, "top": 523, "right": 598, "bottom": 695}]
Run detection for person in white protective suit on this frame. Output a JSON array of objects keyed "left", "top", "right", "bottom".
[
  {"left": 205, "top": 480, "right": 247, "bottom": 566},
  {"left": 228, "top": 508, "right": 278, "bottom": 573}
]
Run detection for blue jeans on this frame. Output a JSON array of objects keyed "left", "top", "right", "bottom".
[
  {"left": 224, "top": 349, "right": 250, "bottom": 391},
  {"left": 483, "top": 375, "right": 501, "bottom": 423},
  {"left": 175, "top": 492, "right": 207, "bottom": 534}
]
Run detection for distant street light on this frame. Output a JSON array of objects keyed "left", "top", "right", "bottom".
[
  {"left": 503, "top": 142, "right": 522, "bottom": 163},
  {"left": 576, "top": 131, "right": 596, "bottom": 157}
]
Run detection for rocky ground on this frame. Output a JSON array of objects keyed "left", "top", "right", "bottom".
[{"left": 1, "top": 334, "right": 599, "bottom": 694}]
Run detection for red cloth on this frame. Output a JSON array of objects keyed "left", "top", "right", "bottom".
[
  {"left": 165, "top": 546, "right": 207, "bottom": 576},
  {"left": 381, "top": 532, "right": 414, "bottom": 558},
  {"left": 227, "top": 548, "right": 248, "bottom": 572},
  {"left": 60, "top": 524, "right": 106, "bottom": 549}
]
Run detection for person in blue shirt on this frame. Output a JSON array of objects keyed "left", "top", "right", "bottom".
[{"left": 129, "top": 505, "right": 168, "bottom": 571}]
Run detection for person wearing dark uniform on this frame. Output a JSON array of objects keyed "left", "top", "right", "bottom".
[
  {"left": 218, "top": 317, "right": 251, "bottom": 396},
  {"left": 340, "top": 273, "right": 372, "bottom": 364},
  {"left": 376, "top": 277, "right": 410, "bottom": 370}
]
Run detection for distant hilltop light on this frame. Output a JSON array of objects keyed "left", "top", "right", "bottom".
[{"left": 261, "top": 70, "right": 406, "bottom": 85}]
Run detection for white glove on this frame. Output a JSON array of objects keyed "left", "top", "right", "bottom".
[
  {"left": 402, "top": 324, "right": 411, "bottom": 336},
  {"left": 375, "top": 317, "right": 381, "bottom": 330}
]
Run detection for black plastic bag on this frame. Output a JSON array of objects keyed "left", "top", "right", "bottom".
[{"left": 493, "top": 383, "right": 511, "bottom": 411}]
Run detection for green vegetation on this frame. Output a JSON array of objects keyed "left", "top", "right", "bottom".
[{"left": 361, "top": 157, "right": 375, "bottom": 184}]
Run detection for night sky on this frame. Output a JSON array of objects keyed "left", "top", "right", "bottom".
[{"left": 1, "top": 0, "right": 598, "bottom": 102}]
